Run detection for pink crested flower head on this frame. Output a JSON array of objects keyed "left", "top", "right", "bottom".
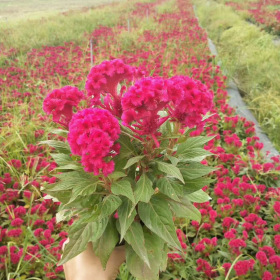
[
  {"left": 43, "top": 86, "right": 84, "bottom": 127},
  {"left": 233, "top": 259, "right": 255, "bottom": 276},
  {"left": 262, "top": 271, "right": 273, "bottom": 280},
  {"left": 68, "top": 108, "right": 120, "bottom": 176},
  {"left": 121, "top": 77, "right": 169, "bottom": 135},
  {"left": 167, "top": 75, "right": 214, "bottom": 128},
  {"left": 229, "top": 239, "right": 247, "bottom": 255},
  {"left": 256, "top": 251, "right": 268, "bottom": 266},
  {"left": 85, "top": 59, "right": 143, "bottom": 112},
  {"left": 11, "top": 218, "right": 24, "bottom": 227}
]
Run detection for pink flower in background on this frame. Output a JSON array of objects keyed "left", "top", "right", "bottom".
[
  {"left": 43, "top": 86, "right": 84, "bottom": 127},
  {"left": 233, "top": 259, "right": 255, "bottom": 276},
  {"left": 256, "top": 251, "right": 268, "bottom": 266},
  {"left": 262, "top": 271, "right": 273, "bottom": 280},
  {"left": 229, "top": 239, "right": 247, "bottom": 255}
]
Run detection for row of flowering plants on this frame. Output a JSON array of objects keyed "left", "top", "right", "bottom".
[
  {"left": 0, "top": 0, "right": 280, "bottom": 279},
  {"left": 41, "top": 58, "right": 215, "bottom": 279},
  {"left": 225, "top": 0, "right": 280, "bottom": 35}
]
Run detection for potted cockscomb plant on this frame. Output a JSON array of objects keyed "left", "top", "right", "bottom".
[{"left": 41, "top": 59, "right": 215, "bottom": 280}]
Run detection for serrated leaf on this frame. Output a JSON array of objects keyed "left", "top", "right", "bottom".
[
  {"left": 44, "top": 189, "right": 72, "bottom": 204},
  {"left": 39, "top": 140, "right": 70, "bottom": 154},
  {"left": 156, "top": 161, "right": 184, "bottom": 183},
  {"left": 184, "top": 189, "right": 211, "bottom": 203},
  {"left": 49, "top": 128, "right": 68, "bottom": 137},
  {"left": 177, "top": 148, "right": 213, "bottom": 162},
  {"left": 124, "top": 155, "right": 145, "bottom": 169},
  {"left": 134, "top": 174, "right": 154, "bottom": 203},
  {"left": 179, "top": 162, "right": 216, "bottom": 180},
  {"left": 64, "top": 193, "right": 100, "bottom": 209},
  {"left": 166, "top": 155, "right": 179, "bottom": 166},
  {"left": 58, "top": 223, "right": 94, "bottom": 265},
  {"left": 111, "top": 179, "right": 135, "bottom": 204},
  {"left": 124, "top": 222, "right": 150, "bottom": 267},
  {"left": 118, "top": 134, "right": 136, "bottom": 158},
  {"left": 49, "top": 171, "right": 98, "bottom": 193},
  {"left": 183, "top": 177, "right": 214, "bottom": 194},
  {"left": 92, "top": 218, "right": 119, "bottom": 269},
  {"left": 168, "top": 197, "right": 201, "bottom": 222},
  {"left": 50, "top": 153, "right": 72, "bottom": 166},
  {"left": 56, "top": 209, "right": 71, "bottom": 223},
  {"left": 108, "top": 171, "right": 127, "bottom": 180},
  {"left": 56, "top": 163, "right": 83, "bottom": 171},
  {"left": 126, "top": 230, "right": 166, "bottom": 280},
  {"left": 99, "top": 195, "right": 122, "bottom": 219},
  {"left": 113, "top": 155, "right": 128, "bottom": 171},
  {"left": 117, "top": 198, "right": 137, "bottom": 241},
  {"left": 157, "top": 177, "right": 182, "bottom": 202},
  {"left": 177, "top": 136, "right": 215, "bottom": 154},
  {"left": 138, "top": 196, "right": 181, "bottom": 250}
]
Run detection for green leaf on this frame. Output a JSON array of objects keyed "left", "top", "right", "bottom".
[
  {"left": 134, "top": 174, "right": 154, "bottom": 203},
  {"left": 49, "top": 171, "right": 98, "bottom": 193},
  {"left": 117, "top": 198, "right": 137, "bottom": 241},
  {"left": 56, "top": 163, "right": 83, "bottom": 171},
  {"left": 91, "top": 218, "right": 110, "bottom": 243},
  {"left": 49, "top": 128, "right": 68, "bottom": 137},
  {"left": 99, "top": 195, "right": 122, "bottom": 219},
  {"left": 168, "top": 197, "right": 201, "bottom": 222},
  {"left": 92, "top": 218, "right": 119, "bottom": 269},
  {"left": 183, "top": 177, "right": 214, "bottom": 194},
  {"left": 126, "top": 230, "right": 166, "bottom": 280},
  {"left": 111, "top": 179, "right": 135, "bottom": 204},
  {"left": 179, "top": 162, "right": 216, "bottom": 180},
  {"left": 108, "top": 171, "right": 127, "bottom": 180},
  {"left": 177, "top": 148, "right": 213, "bottom": 162},
  {"left": 63, "top": 193, "right": 100, "bottom": 209},
  {"left": 55, "top": 209, "right": 72, "bottom": 223},
  {"left": 177, "top": 136, "right": 215, "bottom": 154},
  {"left": 44, "top": 189, "right": 72, "bottom": 204},
  {"left": 138, "top": 196, "right": 181, "bottom": 250},
  {"left": 157, "top": 177, "right": 183, "bottom": 202},
  {"left": 124, "top": 155, "right": 145, "bottom": 169},
  {"left": 156, "top": 161, "right": 184, "bottom": 183},
  {"left": 39, "top": 140, "right": 70, "bottom": 154},
  {"left": 166, "top": 155, "right": 179, "bottom": 166},
  {"left": 118, "top": 134, "right": 136, "bottom": 158},
  {"left": 124, "top": 222, "right": 150, "bottom": 267},
  {"left": 58, "top": 223, "right": 94, "bottom": 265},
  {"left": 184, "top": 189, "right": 211, "bottom": 203},
  {"left": 50, "top": 153, "right": 72, "bottom": 166},
  {"left": 113, "top": 155, "right": 128, "bottom": 171}
]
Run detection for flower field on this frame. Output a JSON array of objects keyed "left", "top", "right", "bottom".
[
  {"left": 225, "top": 0, "right": 280, "bottom": 35},
  {"left": 0, "top": 0, "right": 280, "bottom": 279}
]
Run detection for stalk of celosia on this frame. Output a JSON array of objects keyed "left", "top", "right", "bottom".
[{"left": 41, "top": 59, "right": 214, "bottom": 280}]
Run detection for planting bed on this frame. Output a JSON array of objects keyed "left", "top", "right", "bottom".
[
  {"left": 0, "top": 0, "right": 280, "bottom": 279},
  {"left": 224, "top": 0, "right": 280, "bottom": 36},
  {"left": 194, "top": 0, "right": 280, "bottom": 152}
]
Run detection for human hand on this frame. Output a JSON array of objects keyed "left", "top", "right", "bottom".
[{"left": 62, "top": 239, "right": 126, "bottom": 280}]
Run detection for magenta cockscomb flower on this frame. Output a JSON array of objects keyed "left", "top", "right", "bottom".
[
  {"left": 233, "top": 259, "right": 255, "bottom": 276},
  {"left": 85, "top": 59, "right": 144, "bottom": 116},
  {"left": 122, "top": 77, "right": 169, "bottom": 135},
  {"left": 167, "top": 75, "right": 213, "bottom": 128},
  {"left": 256, "top": 251, "right": 268, "bottom": 266},
  {"left": 43, "top": 86, "right": 84, "bottom": 127},
  {"left": 68, "top": 108, "right": 120, "bottom": 176}
]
